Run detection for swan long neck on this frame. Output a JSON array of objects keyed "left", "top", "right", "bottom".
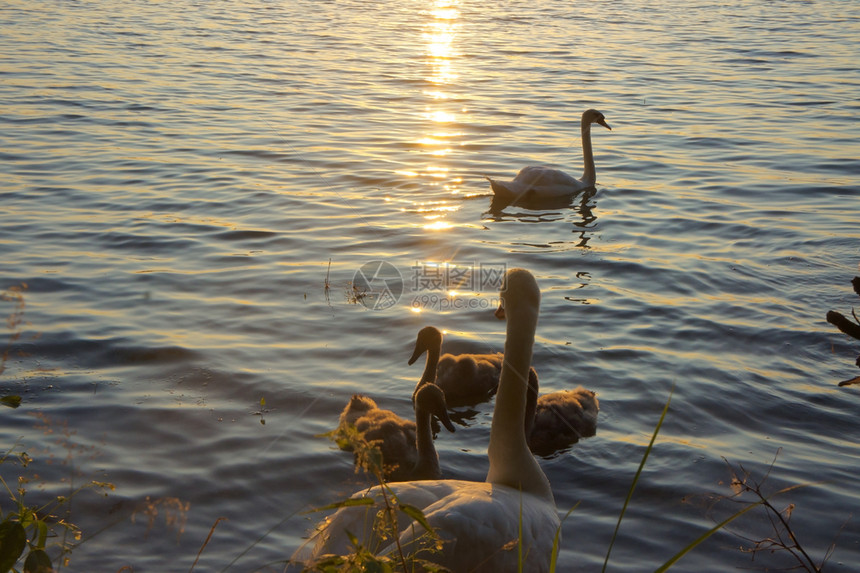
[
  {"left": 420, "top": 344, "right": 441, "bottom": 386},
  {"left": 412, "top": 342, "right": 441, "bottom": 404},
  {"left": 524, "top": 368, "right": 538, "bottom": 438},
  {"left": 486, "top": 303, "right": 553, "bottom": 502},
  {"left": 580, "top": 117, "right": 596, "bottom": 186},
  {"left": 412, "top": 406, "right": 438, "bottom": 479}
]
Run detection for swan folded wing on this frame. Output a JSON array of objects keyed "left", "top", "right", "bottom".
[
  {"left": 297, "top": 480, "right": 469, "bottom": 560},
  {"left": 513, "top": 166, "right": 585, "bottom": 194},
  {"left": 389, "top": 483, "right": 560, "bottom": 572},
  {"left": 489, "top": 167, "right": 588, "bottom": 211}
]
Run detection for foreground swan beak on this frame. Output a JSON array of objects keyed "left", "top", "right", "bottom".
[
  {"left": 494, "top": 304, "right": 505, "bottom": 320},
  {"left": 597, "top": 117, "right": 612, "bottom": 130}
]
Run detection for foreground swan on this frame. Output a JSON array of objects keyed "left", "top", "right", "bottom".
[
  {"left": 334, "top": 386, "right": 455, "bottom": 482},
  {"left": 486, "top": 108, "right": 611, "bottom": 210},
  {"left": 294, "top": 269, "right": 560, "bottom": 571},
  {"left": 525, "top": 372, "right": 599, "bottom": 457}
]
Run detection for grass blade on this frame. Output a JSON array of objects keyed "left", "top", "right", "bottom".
[
  {"left": 550, "top": 503, "right": 579, "bottom": 573},
  {"left": 602, "top": 389, "right": 673, "bottom": 573},
  {"left": 309, "top": 497, "right": 375, "bottom": 514},
  {"left": 653, "top": 499, "right": 763, "bottom": 572}
]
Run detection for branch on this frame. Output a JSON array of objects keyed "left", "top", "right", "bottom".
[{"left": 826, "top": 311, "right": 860, "bottom": 340}]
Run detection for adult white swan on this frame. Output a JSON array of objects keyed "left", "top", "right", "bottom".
[
  {"left": 334, "top": 385, "right": 456, "bottom": 482},
  {"left": 293, "top": 269, "right": 560, "bottom": 571},
  {"left": 486, "top": 108, "right": 611, "bottom": 210}
]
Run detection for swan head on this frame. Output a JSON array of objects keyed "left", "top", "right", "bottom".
[
  {"left": 494, "top": 268, "right": 540, "bottom": 321},
  {"left": 414, "top": 383, "right": 456, "bottom": 433},
  {"left": 407, "top": 326, "right": 443, "bottom": 365},
  {"left": 583, "top": 108, "right": 611, "bottom": 131}
]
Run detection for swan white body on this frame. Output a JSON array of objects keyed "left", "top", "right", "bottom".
[
  {"left": 334, "top": 386, "right": 455, "bottom": 482},
  {"left": 486, "top": 108, "right": 611, "bottom": 210},
  {"left": 294, "top": 269, "right": 560, "bottom": 572}
]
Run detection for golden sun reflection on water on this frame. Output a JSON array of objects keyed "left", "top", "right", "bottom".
[
  {"left": 408, "top": 0, "right": 464, "bottom": 229},
  {"left": 423, "top": 220, "right": 453, "bottom": 231}
]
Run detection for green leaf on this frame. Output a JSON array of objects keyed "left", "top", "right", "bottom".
[
  {"left": 398, "top": 504, "right": 434, "bottom": 534},
  {"left": 23, "top": 549, "right": 53, "bottom": 573},
  {"left": 34, "top": 520, "right": 48, "bottom": 550},
  {"left": 0, "top": 520, "right": 27, "bottom": 573},
  {"left": 362, "top": 560, "right": 393, "bottom": 573},
  {"left": 346, "top": 530, "right": 360, "bottom": 549},
  {"left": 0, "top": 396, "right": 21, "bottom": 409}
]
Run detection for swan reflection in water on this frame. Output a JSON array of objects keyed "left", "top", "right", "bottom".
[{"left": 482, "top": 187, "right": 598, "bottom": 250}]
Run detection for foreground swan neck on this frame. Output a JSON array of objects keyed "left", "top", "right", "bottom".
[
  {"left": 486, "top": 301, "right": 553, "bottom": 501},
  {"left": 524, "top": 368, "right": 538, "bottom": 438},
  {"left": 581, "top": 116, "right": 596, "bottom": 186}
]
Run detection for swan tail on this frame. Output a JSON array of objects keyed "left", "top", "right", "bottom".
[{"left": 485, "top": 177, "right": 521, "bottom": 211}]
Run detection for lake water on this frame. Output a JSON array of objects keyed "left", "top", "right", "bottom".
[{"left": 2, "top": 0, "right": 859, "bottom": 571}]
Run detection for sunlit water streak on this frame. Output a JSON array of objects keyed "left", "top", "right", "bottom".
[{"left": 1, "top": 0, "right": 859, "bottom": 571}]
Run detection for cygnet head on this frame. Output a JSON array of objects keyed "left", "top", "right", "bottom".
[
  {"left": 494, "top": 268, "right": 540, "bottom": 321},
  {"left": 407, "top": 326, "right": 443, "bottom": 365},
  {"left": 583, "top": 108, "right": 611, "bottom": 131},
  {"left": 345, "top": 394, "right": 377, "bottom": 414},
  {"left": 414, "top": 383, "right": 456, "bottom": 433}
]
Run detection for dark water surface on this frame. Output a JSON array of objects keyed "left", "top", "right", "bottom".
[{"left": 2, "top": 0, "right": 859, "bottom": 571}]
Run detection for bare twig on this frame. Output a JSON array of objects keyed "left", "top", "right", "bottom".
[
  {"left": 189, "top": 517, "right": 227, "bottom": 572},
  {"left": 717, "top": 455, "right": 826, "bottom": 572}
]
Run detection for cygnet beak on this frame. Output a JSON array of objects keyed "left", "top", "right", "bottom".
[
  {"left": 407, "top": 345, "right": 423, "bottom": 365},
  {"left": 597, "top": 118, "right": 611, "bottom": 131}
]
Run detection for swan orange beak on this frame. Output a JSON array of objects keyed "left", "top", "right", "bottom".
[
  {"left": 597, "top": 118, "right": 611, "bottom": 130},
  {"left": 494, "top": 304, "right": 505, "bottom": 320}
]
